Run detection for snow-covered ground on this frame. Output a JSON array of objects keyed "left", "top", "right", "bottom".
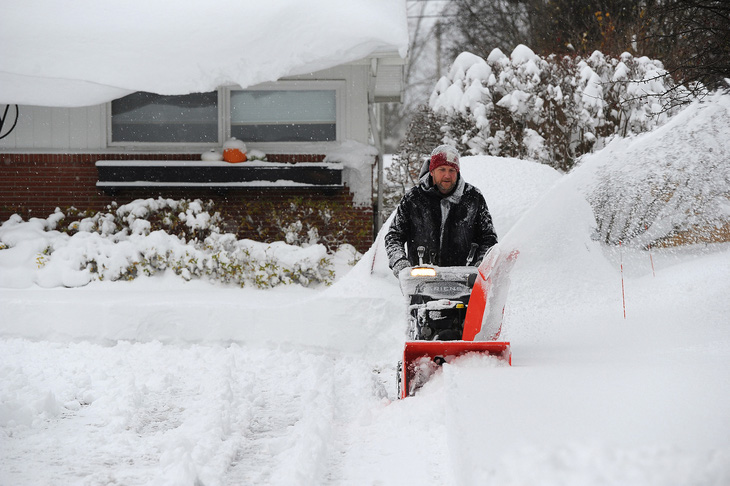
[{"left": 2, "top": 154, "right": 729, "bottom": 483}]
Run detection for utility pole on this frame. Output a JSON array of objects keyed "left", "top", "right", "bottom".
[{"left": 435, "top": 20, "right": 442, "bottom": 79}]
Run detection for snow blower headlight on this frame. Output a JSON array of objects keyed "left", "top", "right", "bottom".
[{"left": 411, "top": 267, "right": 437, "bottom": 277}]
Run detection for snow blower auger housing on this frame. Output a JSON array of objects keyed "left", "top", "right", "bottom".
[{"left": 397, "top": 244, "right": 518, "bottom": 399}]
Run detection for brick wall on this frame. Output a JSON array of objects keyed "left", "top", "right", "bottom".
[{"left": 0, "top": 153, "right": 374, "bottom": 252}]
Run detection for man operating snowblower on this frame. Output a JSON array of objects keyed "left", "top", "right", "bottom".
[
  {"left": 384, "top": 144, "right": 511, "bottom": 398},
  {"left": 385, "top": 144, "right": 498, "bottom": 275}
]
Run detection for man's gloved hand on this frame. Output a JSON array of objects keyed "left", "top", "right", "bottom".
[{"left": 392, "top": 258, "right": 410, "bottom": 278}]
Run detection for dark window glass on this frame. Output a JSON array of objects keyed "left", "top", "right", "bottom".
[{"left": 111, "top": 92, "right": 218, "bottom": 143}]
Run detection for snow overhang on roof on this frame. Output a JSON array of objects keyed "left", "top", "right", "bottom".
[{"left": 0, "top": 0, "right": 409, "bottom": 107}]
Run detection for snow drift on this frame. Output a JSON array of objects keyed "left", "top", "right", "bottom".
[{"left": 0, "top": 0, "right": 408, "bottom": 106}]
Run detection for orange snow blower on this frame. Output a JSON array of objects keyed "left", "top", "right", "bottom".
[{"left": 397, "top": 244, "right": 518, "bottom": 398}]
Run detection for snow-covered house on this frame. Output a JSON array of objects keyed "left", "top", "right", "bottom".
[{"left": 0, "top": 1, "right": 408, "bottom": 251}]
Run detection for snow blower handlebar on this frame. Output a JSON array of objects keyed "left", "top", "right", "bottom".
[{"left": 465, "top": 243, "right": 478, "bottom": 266}]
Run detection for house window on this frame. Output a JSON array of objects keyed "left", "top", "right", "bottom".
[
  {"left": 111, "top": 91, "right": 219, "bottom": 143},
  {"left": 230, "top": 89, "right": 337, "bottom": 142},
  {"left": 108, "top": 83, "right": 342, "bottom": 146}
]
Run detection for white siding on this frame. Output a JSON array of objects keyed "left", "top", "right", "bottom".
[{"left": 0, "top": 105, "right": 107, "bottom": 151}]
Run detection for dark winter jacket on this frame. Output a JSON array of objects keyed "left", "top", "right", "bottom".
[{"left": 385, "top": 171, "right": 498, "bottom": 274}]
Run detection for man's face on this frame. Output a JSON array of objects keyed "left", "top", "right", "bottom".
[{"left": 431, "top": 165, "right": 458, "bottom": 194}]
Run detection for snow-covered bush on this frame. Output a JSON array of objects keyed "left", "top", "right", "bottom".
[
  {"left": 238, "top": 197, "right": 365, "bottom": 253},
  {"left": 575, "top": 91, "right": 730, "bottom": 247},
  {"left": 0, "top": 198, "right": 338, "bottom": 288},
  {"left": 59, "top": 198, "right": 222, "bottom": 242},
  {"left": 429, "top": 46, "right": 688, "bottom": 171},
  {"left": 202, "top": 233, "right": 334, "bottom": 288}
]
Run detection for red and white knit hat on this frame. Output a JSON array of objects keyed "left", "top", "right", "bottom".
[{"left": 429, "top": 144, "right": 460, "bottom": 172}]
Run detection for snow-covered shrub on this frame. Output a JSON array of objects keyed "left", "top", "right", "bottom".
[
  {"left": 0, "top": 198, "right": 338, "bottom": 288},
  {"left": 575, "top": 91, "right": 730, "bottom": 247},
  {"left": 429, "top": 46, "right": 688, "bottom": 171},
  {"left": 202, "top": 233, "right": 334, "bottom": 287},
  {"left": 59, "top": 198, "right": 222, "bottom": 242},
  {"left": 238, "top": 197, "right": 364, "bottom": 255}
]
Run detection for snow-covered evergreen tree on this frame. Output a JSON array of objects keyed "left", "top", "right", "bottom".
[{"left": 428, "top": 45, "right": 688, "bottom": 171}]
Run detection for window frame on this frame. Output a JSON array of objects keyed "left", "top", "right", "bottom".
[{"left": 107, "top": 80, "right": 346, "bottom": 151}]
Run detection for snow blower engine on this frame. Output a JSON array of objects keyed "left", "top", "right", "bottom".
[
  {"left": 397, "top": 244, "right": 517, "bottom": 398},
  {"left": 400, "top": 258, "right": 478, "bottom": 342}
]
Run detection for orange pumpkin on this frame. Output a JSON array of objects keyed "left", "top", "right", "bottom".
[
  {"left": 223, "top": 148, "right": 247, "bottom": 163},
  {"left": 222, "top": 137, "right": 248, "bottom": 163}
]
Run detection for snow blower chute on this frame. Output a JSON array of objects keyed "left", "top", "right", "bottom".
[{"left": 397, "top": 244, "right": 518, "bottom": 398}]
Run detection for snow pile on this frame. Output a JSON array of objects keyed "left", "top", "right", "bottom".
[
  {"left": 460, "top": 154, "right": 562, "bottom": 235},
  {"left": 0, "top": 198, "right": 340, "bottom": 289},
  {"left": 574, "top": 91, "right": 730, "bottom": 246},
  {"left": 0, "top": 0, "right": 408, "bottom": 107},
  {"left": 430, "top": 46, "right": 686, "bottom": 167}
]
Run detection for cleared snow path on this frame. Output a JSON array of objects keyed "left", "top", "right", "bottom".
[
  {"left": 223, "top": 346, "right": 337, "bottom": 485},
  {"left": 0, "top": 339, "right": 394, "bottom": 486}
]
